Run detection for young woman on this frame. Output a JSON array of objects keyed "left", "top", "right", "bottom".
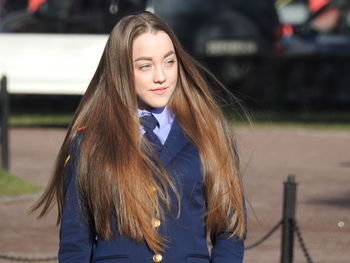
[{"left": 31, "top": 11, "right": 246, "bottom": 263}]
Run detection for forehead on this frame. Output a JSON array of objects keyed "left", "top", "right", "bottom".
[{"left": 132, "top": 31, "right": 175, "bottom": 58}]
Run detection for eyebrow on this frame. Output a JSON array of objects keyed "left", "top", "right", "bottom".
[{"left": 133, "top": 50, "right": 175, "bottom": 62}]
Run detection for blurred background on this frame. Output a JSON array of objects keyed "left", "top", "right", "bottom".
[
  {"left": 1, "top": 0, "right": 350, "bottom": 114},
  {"left": 0, "top": 1, "right": 349, "bottom": 263}
]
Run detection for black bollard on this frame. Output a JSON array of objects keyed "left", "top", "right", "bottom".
[
  {"left": 280, "top": 175, "right": 297, "bottom": 263},
  {"left": 0, "top": 75, "right": 9, "bottom": 172}
]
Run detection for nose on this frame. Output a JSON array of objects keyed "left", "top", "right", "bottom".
[{"left": 153, "top": 65, "right": 166, "bottom": 84}]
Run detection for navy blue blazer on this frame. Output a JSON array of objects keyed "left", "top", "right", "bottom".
[{"left": 59, "top": 121, "right": 244, "bottom": 263}]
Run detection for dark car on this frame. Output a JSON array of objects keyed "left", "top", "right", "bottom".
[{"left": 151, "top": 0, "right": 280, "bottom": 84}]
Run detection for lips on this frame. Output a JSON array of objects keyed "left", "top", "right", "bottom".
[{"left": 150, "top": 87, "right": 168, "bottom": 95}]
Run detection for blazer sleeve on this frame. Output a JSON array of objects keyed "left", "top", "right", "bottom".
[
  {"left": 210, "top": 232, "right": 244, "bottom": 263},
  {"left": 58, "top": 136, "right": 94, "bottom": 263},
  {"left": 210, "top": 201, "right": 247, "bottom": 263}
]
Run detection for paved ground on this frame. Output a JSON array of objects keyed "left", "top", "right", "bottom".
[{"left": 0, "top": 127, "right": 349, "bottom": 263}]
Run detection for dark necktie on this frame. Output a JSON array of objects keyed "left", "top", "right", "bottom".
[{"left": 140, "top": 114, "right": 163, "bottom": 154}]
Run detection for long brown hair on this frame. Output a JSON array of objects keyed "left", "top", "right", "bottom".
[{"left": 30, "top": 12, "right": 245, "bottom": 253}]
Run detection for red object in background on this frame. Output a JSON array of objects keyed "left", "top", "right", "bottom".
[
  {"left": 309, "top": 0, "right": 329, "bottom": 12},
  {"left": 28, "top": 0, "right": 46, "bottom": 12},
  {"left": 275, "top": 24, "right": 294, "bottom": 55},
  {"left": 281, "top": 24, "right": 294, "bottom": 37}
]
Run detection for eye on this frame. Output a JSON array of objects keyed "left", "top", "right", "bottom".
[
  {"left": 165, "top": 59, "right": 176, "bottom": 66},
  {"left": 139, "top": 64, "right": 152, "bottom": 71}
]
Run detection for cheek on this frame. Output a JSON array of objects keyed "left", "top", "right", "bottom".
[{"left": 134, "top": 73, "right": 150, "bottom": 93}]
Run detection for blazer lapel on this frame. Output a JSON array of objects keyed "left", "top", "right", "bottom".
[{"left": 159, "top": 120, "right": 190, "bottom": 167}]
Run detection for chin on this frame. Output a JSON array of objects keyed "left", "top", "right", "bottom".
[
  {"left": 138, "top": 96, "right": 172, "bottom": 110},
  {"left": 146, "top": 99, "right": 170, "bottom": 109},
  {"left": 149, "top": 103, "right": 168, "bottom": 109}
]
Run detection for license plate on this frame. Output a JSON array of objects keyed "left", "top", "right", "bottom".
[{"left": 205, "top": 40, "right": 258, "bottom": 56}]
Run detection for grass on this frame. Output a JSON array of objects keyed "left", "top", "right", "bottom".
[
  {"left": 10, "top": 114, "right": 73, "bottom": 127},
  {"left": 0, "top": 169, "right": 43, "bottom": 197}
]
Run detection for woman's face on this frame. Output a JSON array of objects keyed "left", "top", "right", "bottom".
[{"left": 132, "top": 30, "right": 178, "bottom": 110}]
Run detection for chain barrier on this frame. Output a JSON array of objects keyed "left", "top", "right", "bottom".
[
  {"left": 245, "top": 218, "right": 315, "bottom": 263},
  {"left": 0, "top": 219, "right": 284, "bottom": 261},
  {"left": 0, "top": 219, "right": 314, "bottom": 262},
  {"left": 245, "top": 219, "right": 283, "bottom": 250},
  {"left": 0, "top": 220, "right": 283, "bottom": 261},
  {"left": 294, "top": 220, "right": 314, "bottom": 263},
  {"left": 0, "top": 253, "right": 57, "bottom": 262}
]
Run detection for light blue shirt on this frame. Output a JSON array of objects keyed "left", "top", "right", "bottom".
[{"left": 138, "top": 106, "right": 175, "bottom": 145}]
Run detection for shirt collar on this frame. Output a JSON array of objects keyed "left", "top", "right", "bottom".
[{"left": 137, "top": 106, "right": 173, "bottom": 130}]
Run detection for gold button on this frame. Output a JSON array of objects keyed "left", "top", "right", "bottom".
[
  {"left": 150, "top": 186, "right": 157, "bottom": 192},
  {"left": 153, "top": 253, "right": 162, "bottom": 263},
  {"left": 152, "top": 218, "right": 161, "bottom": 228}
]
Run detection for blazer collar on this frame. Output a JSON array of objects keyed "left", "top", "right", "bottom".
[{"left": 159, "top": 120, "right": 190, "bottom": 167}]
